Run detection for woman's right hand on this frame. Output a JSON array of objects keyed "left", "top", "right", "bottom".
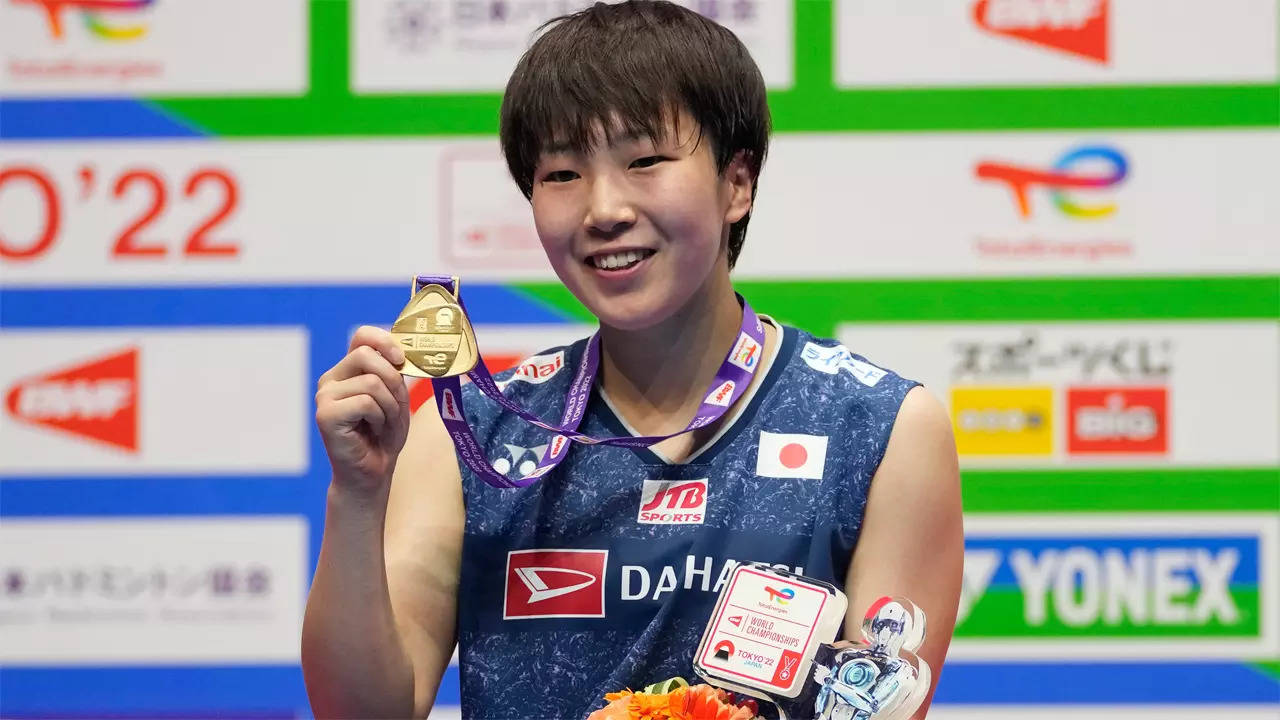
[{"left": 315, "top": 326, "right": 413, "bottom": 498}]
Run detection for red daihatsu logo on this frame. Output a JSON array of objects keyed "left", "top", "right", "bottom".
[{"left": 504, "top": 549, "right": 608, "bottom": 620}]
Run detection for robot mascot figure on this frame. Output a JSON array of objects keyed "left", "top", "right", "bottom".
[{"left": 810, "top": 597, "right": 931, "bottom": 720}]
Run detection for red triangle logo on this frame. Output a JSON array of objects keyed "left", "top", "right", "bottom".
[
  {"left": 973, "top": 0, "right": 1109, "bottom": 64},
  {"left": 5, "top": 347, "right": 139, "bottom": 452}
]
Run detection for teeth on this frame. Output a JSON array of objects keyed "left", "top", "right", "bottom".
[{"left": 592, "top": 250, "right": 647, "bottom": 270}]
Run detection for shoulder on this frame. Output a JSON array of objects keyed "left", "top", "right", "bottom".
[
  {"left": 781, "top": 326, "right": 920, "bottom": 409},
  {"left": 754, "top": 325, "right": 923, "bottom": 472}
]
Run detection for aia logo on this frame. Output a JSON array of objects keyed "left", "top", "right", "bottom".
[
  {"left": 508, "top": 350, "right": 565, "bottom": 385},
  {"left": 15, "top": 0, "right": 156, "bottom": 42},
  {"left": 5, "top": 347, "right": 138, "bottom": 452},
  {"left": 704, "top": 380, "right": 735, "bottom": 407},
  {"left": 1068, "top": 386, "right": 1168, "bottom": 454},
  {"left": 504, "top": 549, "right": 607, "bottom": 620},
  {"left": 977, "top": 144, "right": 1128, "bottom": 220},
  {"left": 637, "top": 479, "right": 708, "bottom": 525},
  {"left": 973, "top": 0, "right": 1108, "bottom": 63},
  {"left": 728, "top": 332, "right": 761, "bottom": 371},
  {"left": 765, "top": 586, "right": 795, "bottom": 604}
]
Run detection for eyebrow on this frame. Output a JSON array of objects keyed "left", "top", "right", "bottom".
[{"left": 542, "top": 129, "right": 656, "bottom": 156}]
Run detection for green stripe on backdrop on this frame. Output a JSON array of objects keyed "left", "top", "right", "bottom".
[
  {"left": 961, "top": 468, "right": 1279, "bottom": 513},
  {"left": 149, "top": 1, "right": 1280, "bottom": 136},
  {"left": 515, "top": 276, "right": 1280, "bottom": 334},
  {"left": 310, "top": 0, "right": 348, "bottom": 97}
]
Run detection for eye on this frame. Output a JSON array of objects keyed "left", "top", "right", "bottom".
[
  {"left": 541, "top": 170, "right": 579, "bottom": 184},
  {"left": 630, "top": 156, "right": 666, "bottom": 169}
]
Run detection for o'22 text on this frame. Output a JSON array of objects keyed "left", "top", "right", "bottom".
[{"left": 0, "top": 164, "right": 240, "bottom": 261}]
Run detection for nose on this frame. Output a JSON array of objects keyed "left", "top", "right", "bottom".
[{"left": 583, "top": 174, "right": 636, "bottom": 236}]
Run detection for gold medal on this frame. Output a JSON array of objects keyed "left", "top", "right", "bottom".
[{"left": 391, "top": 276, "right": 479, "bottom": 378}]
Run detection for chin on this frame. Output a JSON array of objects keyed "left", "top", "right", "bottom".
[{"left": 582, "top": 292, "right": 677, "bottom": 331}]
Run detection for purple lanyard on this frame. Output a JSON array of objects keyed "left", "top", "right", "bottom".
[{"left": 421, "top": 275, "right": 767, "bottom": 489}]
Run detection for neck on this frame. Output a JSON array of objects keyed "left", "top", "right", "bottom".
[{"left": 598, "top": 268, "right": 743, "bottom": 428}]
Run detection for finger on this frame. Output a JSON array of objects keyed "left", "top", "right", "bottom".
[
  {"left": 349, "top": 325, "right": 405, "bottom": 366},
  {"left": 321, "top": 345, "right": 408, "bottom": 404},
  {"left": 322, "top": 374, "right": 401, "bottom": 432},
  {"left": 350, "top": 345, "right": 410, "bottom": 408},
  {"left": 317, "top": 393, "right": 386, "bottom": 436}
]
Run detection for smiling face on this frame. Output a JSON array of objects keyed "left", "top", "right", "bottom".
[{"left": 529, "top": 111, "right": 754, "bottom": 331}]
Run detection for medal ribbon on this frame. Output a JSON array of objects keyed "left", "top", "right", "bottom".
[{"left": 421, "top": 275, "right": 766, "bottom": 489}]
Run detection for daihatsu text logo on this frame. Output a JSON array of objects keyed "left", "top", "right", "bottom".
[
  {"left": 977, "top": 145, "right": 1128, "bottom": 219},
  {"left": 14, "top": 0, "right": 155, "bottom": 41}
]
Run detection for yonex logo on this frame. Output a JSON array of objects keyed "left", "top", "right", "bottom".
[{"left": 490, "top": 443, "right": 547, "bottom": 477}]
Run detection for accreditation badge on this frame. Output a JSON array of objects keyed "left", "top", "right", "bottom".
[
  {"left": 391, "top": 276, "right": 479, "bottom": 378},
  {"left": 692, "top": 563, "right": 930, "bottom": 720},
  {"left": 694, "top": 564, "right": 847, "bottom": 700}
]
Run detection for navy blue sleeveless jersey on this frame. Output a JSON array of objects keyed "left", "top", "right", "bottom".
[{"left": 453, "top": 322, "right": 919, "bottom": 720}]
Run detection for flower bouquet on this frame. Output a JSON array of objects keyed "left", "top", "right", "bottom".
[{"left": 587, "top": 677, "right": 762, "bottom": 720}]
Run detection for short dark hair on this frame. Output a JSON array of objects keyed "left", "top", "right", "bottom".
[{"left": 499, "top": 0, "right": 771, "bottom": 268}]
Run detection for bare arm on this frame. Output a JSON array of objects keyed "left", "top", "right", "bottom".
[
  {"left": 844, "top": 386, "right": 964, "bottom": 718},
  {"left": 385, "top": 401, "right": 465, "bottom": 718},
  {"left": 301, "top": 327, "right": 465, "bottom": 719}
]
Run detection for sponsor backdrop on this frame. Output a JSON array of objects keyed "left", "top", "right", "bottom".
[{"left": 1, "top": 0, "right": 1277, "bottom": 717}]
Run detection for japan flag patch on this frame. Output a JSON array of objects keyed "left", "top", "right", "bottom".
[{"left": 756, "top": 431, "right": 828, "bottom": 480}]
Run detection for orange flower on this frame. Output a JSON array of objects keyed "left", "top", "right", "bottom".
[
  {"left": 587, "top": 683, "right": 758, "bottom": 720},
  {"left": 683, "top": 684, "right": 756, "bottom": 720}
]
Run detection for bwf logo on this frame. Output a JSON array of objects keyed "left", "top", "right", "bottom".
[
  {"left": 637, "top": 479, "right": 708, "bottom": 525},
  {"left": 5, "top": 346, "right": 138, "bottom": 452},
  {"left": 973, "top": 0, "right": 1108, "bottom": 63}
]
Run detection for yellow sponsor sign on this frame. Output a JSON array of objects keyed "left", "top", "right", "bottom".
[{"left": 951, "top": 386, "right": 1054, "bottom": 456}]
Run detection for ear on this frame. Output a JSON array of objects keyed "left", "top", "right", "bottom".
[{"left": 722, "top": 150, "right": 755, "bottom": 225}]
